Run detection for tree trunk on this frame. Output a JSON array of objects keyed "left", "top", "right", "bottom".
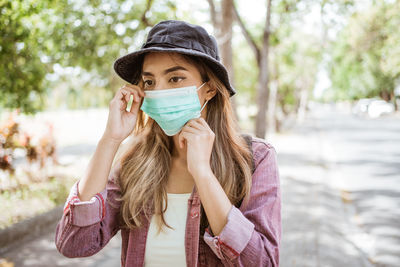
[
  {"left": 391, "top": 90, "right": 398, "bottom": 111},
  {"left": 255, "top": 0, "right": 272, "bottom": 138},
  {"left": 233, "top": 0, "right": 273, "bottom": 138},
  {"left": 220, "top": 0, "right": 238, "bottom": 120},
  {"left": 207, "top": 0, "right": 238, "bottom": 119},
  {"left": 296, "top": 87, "right": 309, "bottom": 124},
  {"left": 220, "top": 0, "right": 234, "bottom": 77},
  {"left": 267, "top": 79, "right": 278, "bottom": 135}
]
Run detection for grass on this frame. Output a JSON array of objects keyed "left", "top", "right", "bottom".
[{"left": 0, "top": 173, "right": 76, "bottom": 230}]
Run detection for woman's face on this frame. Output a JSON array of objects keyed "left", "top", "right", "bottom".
[{"left": 141, "top": 52, "right": 208, "bottom": 110}]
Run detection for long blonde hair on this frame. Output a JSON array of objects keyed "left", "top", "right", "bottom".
[{"left": 115, "top": 53, "right": 253, "bottom": 235}]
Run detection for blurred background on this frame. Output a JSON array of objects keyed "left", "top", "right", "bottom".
[{"left": 0, "top": 0, "right": 399, "bottom": 266}]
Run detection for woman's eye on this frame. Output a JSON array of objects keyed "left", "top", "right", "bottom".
[
  {"left": 144, "top": 80, "right": 153, "bottom": 87},
  {"left": 169, "top": 77, "right": 185, "bottom": 83}
]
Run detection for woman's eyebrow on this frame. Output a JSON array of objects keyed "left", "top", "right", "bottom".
[
  {"left": 142, "top": 71, "right": 153, "bottom": 77},
  {"left": 142, "top": 66, "right": 188, "bottom": 77},
  {"left": 163, "top": 66, "right": 188, "bottom": 75}
]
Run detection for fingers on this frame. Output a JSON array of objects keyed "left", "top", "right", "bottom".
[
  {"left": 184, "top": 117, "right": 211, "bottom": 132},
  {"left": 125, "top": 84, "right": 145, "bottom": 100},
  {"left": 185, "top": 119, "right": 203, "bottom": 130},
  {"left": 111, "top": 84, "right": 145, "bottom": 113},
  {"left": 114, "top": 84, "right": 144, "bottom": 102},
  {"left": 196, "top": 117, "right": 212, "bottom": 131},
  {"left": 129, "top": 98, "right": 139, "bottom": 113},
  {"left": 124, "top": 83, "right": 145, "bottom": 97},
  {"left": 181, "top": 126, "right": 197, "bottom": 134},
  {"left": 119, "top": 89, "right": 132, "bottom": 103},
  {"left": 178, "top": 131, "right": 195, "bottom": 149},
  {"left": 179, "top": 118, "right": 215, "bottom": 150},
  {"left": 179, "top": 119, "right": 207, "bottom": 148}
]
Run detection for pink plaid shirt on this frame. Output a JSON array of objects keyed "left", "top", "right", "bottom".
[{"left": 55, "top": 136, "right": 281, "bottom": 266}]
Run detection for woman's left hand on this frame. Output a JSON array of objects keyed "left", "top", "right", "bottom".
[{"left": 178, "top": 117, "right": 215, "bottom": 177}]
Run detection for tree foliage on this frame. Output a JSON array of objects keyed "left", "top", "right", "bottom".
[
  {"left": 0, "top": 0, "right": 175, "bottom": 113},
  {"left": 329, "top": 1, "right": 400, "bottom": 102},
  {"left": 0, "top": 1, "right": 52, "bottom": 113},
  {"left": 2, "top": 0, "right": 398, "bottom": 116}
]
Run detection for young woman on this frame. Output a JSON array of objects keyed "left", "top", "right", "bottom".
[{"left": 55, "top": 20, "right": 281, "bottom": 267}]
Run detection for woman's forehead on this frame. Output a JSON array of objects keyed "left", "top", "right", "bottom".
[{"left": 142, "top": 52, "right": 194, "bottom": 72}]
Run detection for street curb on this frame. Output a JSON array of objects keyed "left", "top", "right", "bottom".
[{"left": 0, "top": 204, "right": 63, "bottom": 255}]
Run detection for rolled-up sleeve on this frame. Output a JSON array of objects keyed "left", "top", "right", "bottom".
[
  {"left": 203, "top": 140, "right": 281, "bottom": 266},
  {"left": 55, "top": 162, "right": 122, "bottom": 258},
  {"left": 62, "top": 180, "right": 107, "bottom": 227}
]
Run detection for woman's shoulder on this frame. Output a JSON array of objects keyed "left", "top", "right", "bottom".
[
  {"left": 247, "top": 135, "right": 277, "bottom": 166},
  {"left": 249, "top": 136, "right": 275, "bottom": 149}
]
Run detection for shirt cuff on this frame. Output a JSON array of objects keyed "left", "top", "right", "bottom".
[
  {"left": 63, "top": 180, "right": 107, "bottom": 227},
  {"left": 203, "top": 205, "right": 255, "bottom": 260}
]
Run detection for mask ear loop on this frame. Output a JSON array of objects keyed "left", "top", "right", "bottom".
[
  {"left": 200, "top": 99, "right": 209, "bottom": 112},
  {"left": 197, "top": 82, "right": 209, "bottom": 113},
  {"left": 196, "top": 82, "right": 206, "bottom": 91}
]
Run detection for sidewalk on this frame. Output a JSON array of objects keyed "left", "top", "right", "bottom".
[
  {"left": 270, "top": 113, "right": 376, "bottom": 266},
  {"left": 1, "top": 222, "right": 121, "bottom": 267}
]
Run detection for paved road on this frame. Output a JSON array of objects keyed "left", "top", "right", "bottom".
[
  {"left": 1, "top": 106, "right": 399, "bottom": 266},
  {"left": 273, "top": 105, "right": 400, "bottom": 267},
  {"left": 1, "top": 221, "right": 121, "bottom": 267}
]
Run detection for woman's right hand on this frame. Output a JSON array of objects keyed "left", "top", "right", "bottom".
[{"left": 102, "top": 84, "right": 145, "bottom": 143}]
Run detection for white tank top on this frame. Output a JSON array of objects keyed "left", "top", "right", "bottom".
[{"left": 144, "top": 192, "right": 191, "bottom": 267}]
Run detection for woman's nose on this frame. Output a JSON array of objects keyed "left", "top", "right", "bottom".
[{"left": 153, "top": 80, "right": 168, "bottom": 90}]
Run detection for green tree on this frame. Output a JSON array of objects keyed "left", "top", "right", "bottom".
[
  {"left": 0, "top": 1, "right": 52, "bottom": 113},
  {"left": 0, "top": 0, "right": 176, "bottom": 113},
  {"left": 233, "top": 0, "right": 325, "bottom": 134},
  {"left": 329, "top": 0, "right": 400, "bottom": 109}
]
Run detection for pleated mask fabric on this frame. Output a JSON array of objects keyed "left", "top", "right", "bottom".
[{"left": 140, "top": 83, "right": 208, "bottom": 136}]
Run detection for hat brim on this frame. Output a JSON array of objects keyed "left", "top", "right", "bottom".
[{"left": 113, "top": 47, "right": 236, "bottom": 97}]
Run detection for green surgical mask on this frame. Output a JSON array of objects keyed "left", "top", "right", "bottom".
[{"left": 140, "top": 83, "right": 208, "bottom": 136}]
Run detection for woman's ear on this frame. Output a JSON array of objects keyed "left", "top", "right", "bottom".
[{"left": 205, "top": 83, "right": 217, "bottom": 100}]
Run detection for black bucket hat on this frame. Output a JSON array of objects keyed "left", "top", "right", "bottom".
[{"left": 113, "top": 20, "right": 236, "bottom": 97}]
